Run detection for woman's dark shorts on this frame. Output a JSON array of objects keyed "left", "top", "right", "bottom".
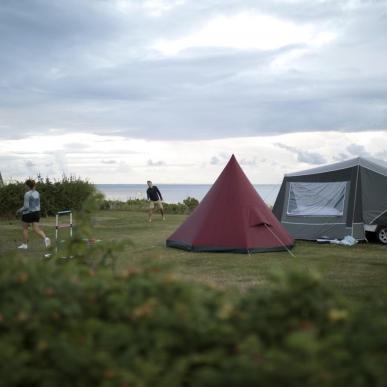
[{"left": 22, "top": 211, "right": 40, "bottom": 223}]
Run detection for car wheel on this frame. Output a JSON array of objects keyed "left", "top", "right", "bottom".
[{"left": 377, "top": 227, "right": 387, "bottom": 244}]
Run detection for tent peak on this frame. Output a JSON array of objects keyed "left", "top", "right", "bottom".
[{"left": 224, "top": 154, "right": 239, "bottom": 168}]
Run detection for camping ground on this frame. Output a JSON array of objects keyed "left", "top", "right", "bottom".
[{"left": 1, "top": 210, "right": 387, "bottom": 303}]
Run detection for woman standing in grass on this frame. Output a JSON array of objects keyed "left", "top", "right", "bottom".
[{"left": 16, "top": 179, "right": 50, "bottom": 250}]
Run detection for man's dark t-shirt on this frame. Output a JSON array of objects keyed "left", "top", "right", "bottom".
[{"left": 147, "top": 186, "right": 163, "bottom": 201}]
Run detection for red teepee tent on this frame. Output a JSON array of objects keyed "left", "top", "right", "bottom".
[{"left": 166, "top": 155, "right": 294, "bottom": 253}]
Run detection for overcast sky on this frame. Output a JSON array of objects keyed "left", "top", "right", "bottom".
[{"left": 1, "top": 0, "right": 387, "bottom": 183}]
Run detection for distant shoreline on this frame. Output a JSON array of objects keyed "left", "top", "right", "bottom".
[{"left": 96, "top": 183, "right": 281, "bottom": 205}]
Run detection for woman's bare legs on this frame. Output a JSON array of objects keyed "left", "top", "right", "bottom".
[
  {"left": 19, "top": 222, "right": 50, "bottom": 249},
  {"left": 22, "top": 222, "right": 29, "bottom": 244},
  {"left": 32, "top": 222, "right": 46, "bottom": 239}
]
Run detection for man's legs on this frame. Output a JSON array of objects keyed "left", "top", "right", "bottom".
[
  {"left": 149, "top": 201, "right": 165, "bottom": 221},
  {"left": 158, "top": 202, "right": 165, "bottom": 220},
  {"left": 148, "top": 202, "right": 154, "bottom": 222}
]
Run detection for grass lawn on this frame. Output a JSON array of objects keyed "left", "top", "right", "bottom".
[{"left": 1, "top": 210, "right": 387, "bottom": 302}]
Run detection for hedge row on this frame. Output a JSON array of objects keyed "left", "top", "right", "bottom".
[
  {"left": 101, "top": 197, "right": 199, "bottom": 214},
  {"left": 0, "top": 176, "right": 96, "bottom": 217},
  {"left": 0, "top": 252, "right": 386, "bottom": 386},
  {"left": 0, "top": 177, "right": 199, "bottom": 217}
]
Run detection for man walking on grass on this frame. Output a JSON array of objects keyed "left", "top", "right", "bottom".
[{"left": 146, "top": 180, "right": 165, "bottom": 222}]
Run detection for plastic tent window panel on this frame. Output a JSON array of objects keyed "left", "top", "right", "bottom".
[{"left": 287, "top": 182, "right": 347, "bottom": 216}]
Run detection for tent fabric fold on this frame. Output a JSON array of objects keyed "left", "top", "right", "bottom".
[{"left": 249, "top": 207, "right": 272, "bottom": 227}]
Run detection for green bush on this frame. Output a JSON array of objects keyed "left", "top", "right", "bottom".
[
  {"left": 0, "top": 176, "right": 97, "bottom": 217},
  {"left": 1, "top": 253, "right": 387, "bottom": 386},
  {"left": 1, "top": 194, "right": 386, "bottom": 386},
  {"left": 183, "top": 196, "right": 199, "bottom": 211},
  {"left": 100, "top": 199, "right": 148, "bottom": 211},
  {"left": 163, "top": 202, "right": 191, "bottom": 214}
]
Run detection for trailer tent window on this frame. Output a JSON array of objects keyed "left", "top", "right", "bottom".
[{"left": 287, "top": 182, "right": 347, "bottom": 216}]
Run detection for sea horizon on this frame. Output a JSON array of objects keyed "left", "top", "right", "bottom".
[{"left": 96, "top": 183, "right": 281, "bottom": 206}]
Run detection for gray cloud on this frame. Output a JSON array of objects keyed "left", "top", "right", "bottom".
[
  {"left": 333, "top": 152, "right": 350, "bottom": 162},
  {"left": 376, "top": 150, "right": 387, "bottom": 160},
  {"left": 0, "top": 0, "right": 387, "bottom": 141},
  {"left": 147, "top": 159, "right": 166, "bottom": 167},
  {"left": 239, "top": 158, "right": 259, "bottom": 166},
  {"left": 275, "top": 143, "right": 327, "bottom": 165},
  {"left": 62, "top": 143, "right": 90, "bottom": 151},
  {"left": 210, "top": 156, "right": 220, "bottom": 165},
  {"left": 209, "top": 153, "right": 232, "bottom": 165},
  {"left": 331, "top": 143, "right": 374, "bottom": 162},
  {"left": 346, "top": 143, "right": 372, "bottom": 158},
  {"left": 25, "top": 160, "right": 36, "bottom": 168},
  {"left": 0, "top": 152, "right": 71, "bottom": 180}
]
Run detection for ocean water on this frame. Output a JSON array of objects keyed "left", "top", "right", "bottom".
[{"left": 96, "top": 184, "right": 281, "bottom": 206}]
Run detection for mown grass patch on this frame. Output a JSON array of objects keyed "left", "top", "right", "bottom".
[{"left": 1, "top": 210, "right": 387, "bottom": 303}]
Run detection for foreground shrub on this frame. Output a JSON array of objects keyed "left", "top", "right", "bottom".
[
  {"left": 0, "top": 176, "right": 97, "bottom": 217},
  {"left": 0, "top": 255, "right": 387, "bottom": 386}
]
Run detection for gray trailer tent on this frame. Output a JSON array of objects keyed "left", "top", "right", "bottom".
[{"left": 272, "top": 157, "right": 387, "bottom": 244}]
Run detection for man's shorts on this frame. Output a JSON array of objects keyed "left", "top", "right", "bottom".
[
  {"left": 149, "top": 200, "right": 163, "bottom": 210},
  {"left": 22, "top": 211, "right": 40, "bottom": 223}
]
